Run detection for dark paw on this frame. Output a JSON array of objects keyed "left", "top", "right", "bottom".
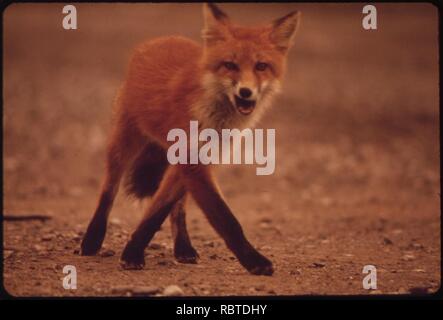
[
  {"left": 174, "top": 244, "right": 199, "bottom": 264},
  {"left": 248, "top": 261, "right": 274, "bottom": 276},
  {"left": 120, "top": 242, "right": 145, "bottom": 270},
  {"left": 238, "top": 249, "right": 274, "bottom": 276},
  {"left": 80, "top": 222, "right": 107, "bottom": 256}
]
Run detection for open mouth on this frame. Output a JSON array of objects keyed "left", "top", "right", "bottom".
[{"left": 234, "top": 95, "right": 256, "bottom": 115}]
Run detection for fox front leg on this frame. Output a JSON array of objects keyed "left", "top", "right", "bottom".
[{"left": 180, "top": 164, "right": 273, "bottom": 276}]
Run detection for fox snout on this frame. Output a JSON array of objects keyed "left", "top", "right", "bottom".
[{"left": 231, "top": 83, "right": 258, "bottom": 115}]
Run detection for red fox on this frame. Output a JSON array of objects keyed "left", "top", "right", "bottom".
[{"left": 81, "top": 3, "right": 300, "bottom": 276}]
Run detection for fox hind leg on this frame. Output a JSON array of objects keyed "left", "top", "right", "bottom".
[
  {"left": 124, "top": 145, "right": 198, "bottom": 264},
  {"left": 120, "top": 165, "right": 185, "bottom": 269},
  {"left": 81, "top": 120, "right": 143, "bottom": 256}
]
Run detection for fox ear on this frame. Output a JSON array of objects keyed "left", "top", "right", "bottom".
[
  {"left": 202, "top": 3, "right": 230, "bottom": 45},
  {"left": 270, "top": 11, "right": 301, "bottom": 52}
]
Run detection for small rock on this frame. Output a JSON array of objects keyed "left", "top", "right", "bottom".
[
  {"left": 383, "top": 237, "right": 393, "bottom": 245},
  {"left": 161, "top": 242, "right": 173, "bottom": 250},
  {"left": 41, "top": 234, "right": 54, "bottom": 241},
  {"left": 111, "top": 286, "right": 132, "bottom": 294},
  {"left": 369, "top": 290, "right": 382, "bottom": 295},
  {"left": 163, "top": 285, "right": 184, "bottom": 297},
  {"left": 413, "top": 269, "right": 426, "bottom": 273},
  {"left": 396, "top": 287, "right": 408, "bottom": 294},
  {"left": 148, "top": 243, "right": 163, "bottom": 250},
  {"left": 4, "top": 250, "right": 14, "bottom": 259},
  {"left": 111, "top": 285, "right": 159, "bottom": 296},
  {"left": 110, "top": 218, "right": 122, "bottom": 226},
  {"left": 209, "top": 254, "right": 219, "bottom": 260},
  {"left": 402, "top": 254, "right": 416, "bottom": 261},
  {"left": 409, "top": 243, "right": 424, "bottom": 250},
  {"left": 73, "top": 249, "right": 80, "bottom": 255},
  {"left": 100, "top": 249, "right": 116, "bottom": 257},
  {"left": 131, "top": 286, "right": 161, "bottom": 296},
  {"left": 33, "top": 244, "right": 45, "bottom": 251},
  {"left": 203, "top": 241, "right": 215, "bottom": 248},
  {"left": 157, "top": 260, "right": 174, "bottom": 266},
  {"left": 310, "top": 262, "right": 326, "bottom": 268},
  {"left": 254, "top": 284, "right": 266, "bottom": 291},
  {"left": 259, "top": 222, "right": 271, "bottom": 229},
  {"left": 259, "top": 217, "right": 272, "bottom": 224},
  {"left": 289, "top": 269, "right": 301, "bottom": 276}
]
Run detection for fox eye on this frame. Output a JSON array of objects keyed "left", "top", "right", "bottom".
[
  {"left": 255, "top": 62, "right": 268, "bottom": 71},
  {"left": 223, "top": 61, "right": 239, "bottom": 71}
]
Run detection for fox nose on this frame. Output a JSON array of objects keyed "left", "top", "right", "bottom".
[{"left": 239, "top": 87, "right": 252, "bottom": 99}]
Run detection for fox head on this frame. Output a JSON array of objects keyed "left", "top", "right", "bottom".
[{"left": 199, "top": 3, "right": 300, "bottom": 127}]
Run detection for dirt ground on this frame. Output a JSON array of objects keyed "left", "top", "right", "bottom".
[{"left": 2, "top": 3, "right": 440, "bottom": 297}]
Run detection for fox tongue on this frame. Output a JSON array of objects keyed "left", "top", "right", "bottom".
[
  {"left": 237, "top": 105, "right": 254, "bottom": 115},
  {"left": 234, "top": 95, "right": 256, "bottom": 115}
]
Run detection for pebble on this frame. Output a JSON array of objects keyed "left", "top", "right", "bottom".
[
  {"left": 410, "top": 243, "right": 424, "bottom": 250},
  {"left": 132, "top": 286, "right": 161, "bottom": 296},
  {"left": 369, "top": 290, "right": 382, "bottom": 295},
  {"left": 4, "top": 250, "right": 14, "bottom": 259},
  {"left": 157, "top": 260, "right": 174, "bottom": 266},
  {"left": 110, "top": 218, "right": 122, "bottom": 226},
  {"left": 203, "top": 241, "right": 215, "bottom": 248},
  {"left": 100, "top": 249, "right": 116, "bottom": 257},
  {"left": 383, "top": 237, "right": 393, "bottom": 245},
  {"left": 259, "top": 222, "right": 271, "bottom": 229},
  {"left": 402, "top": 254, "right": 416, "bottom": 261},
  {"left": 33, "top": 244, "right": 45, "bottom": 251},
  {"left": 111, "top": 285, "right": 160, "bottom": 296},
  {"left": 311, "top": 262, "right": 326, "bottom": 268},
  {"left": 259, "top": 217, "right": 272, "bottom": 224},
  {"left": 163, "top": 285, "right": 185, "bottom": 296},
  {"left": 289, "top": 269, "right": 302, "bottom": 276},
  {"left": 254, "top": 284, "right": 266, "bottom": 291},
  {"left": 41, "top": 234, "right": 55, "bottom": 241},
  {"left": 148, "top": 243, "right": 164, "bottom": 250}
]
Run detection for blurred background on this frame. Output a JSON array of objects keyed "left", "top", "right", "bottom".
[{"left": 3, "top": 3, "right": 440, "bottom": 296}]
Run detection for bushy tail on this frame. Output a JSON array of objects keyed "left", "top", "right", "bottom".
[{"left": 124, "top": 143, "right": 168, "bottom": 199}]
